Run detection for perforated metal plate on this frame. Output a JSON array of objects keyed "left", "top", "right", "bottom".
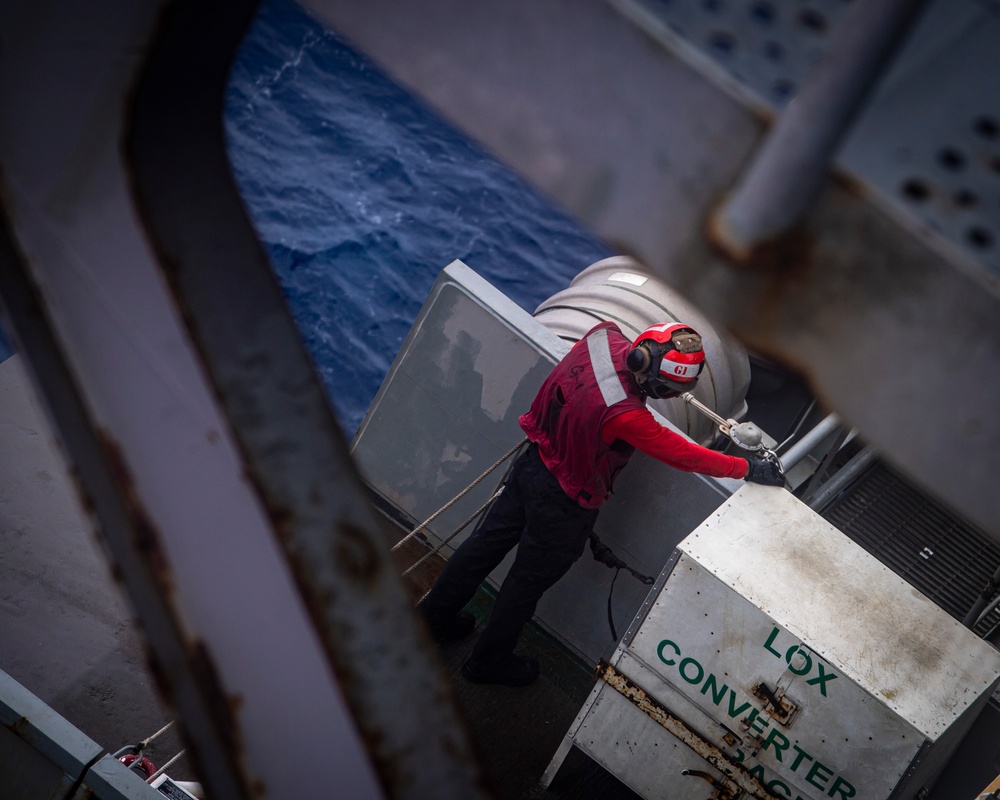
[{"left": 609, "top": 0, "right": 1000, "bottom": 284}]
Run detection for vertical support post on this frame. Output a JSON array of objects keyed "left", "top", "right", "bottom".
[
  {"left": 0, "top": 0, "right": 489, "bottom": 797},
  {"left": 711, "top": 0, "right": 930, "bottom": 262},
  {"left": 127, "top": 3, "right": 490, "bottom": 799}
]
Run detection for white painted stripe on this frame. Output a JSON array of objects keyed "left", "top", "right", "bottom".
[
  {"left": 664, "top": 361, "right": 699, "bottom": 379},
  {"left": 588, "top": 328, "right": 627, "bottom": 407},
  {"left": 607, "top": 272, "right": 648, "bottom": 286}
]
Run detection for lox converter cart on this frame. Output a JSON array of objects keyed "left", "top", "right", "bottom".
[{"left": 543, "top": 484, "right": 1000, "bottom": 800}]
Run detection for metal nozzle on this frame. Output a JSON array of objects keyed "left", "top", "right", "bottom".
[
  {"left": 730, "top": 421, "right": 763, "bottom": 451},
  {"left": 681, "top": 393, "right": 766, "bottom": 452}
]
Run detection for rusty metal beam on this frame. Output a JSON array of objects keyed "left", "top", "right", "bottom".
[
  {"left": 710, "top": 0, "right": 930, "bottom": 262},
  {"left": 0, "top": 179, "right": 252, "bottom": 800},
  {"left": 669, "top": 175, "right": 1000, "bottom": 543},
  {"left": 0, "top": 0, "right": 488, "bottom": 797},
  {"left": 125, "top": 2, "right": 489, "bottom": 799}
]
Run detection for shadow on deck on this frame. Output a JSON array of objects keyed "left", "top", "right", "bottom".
[{"left": 393, "top": 538, "right": 642, "bottom": 800}]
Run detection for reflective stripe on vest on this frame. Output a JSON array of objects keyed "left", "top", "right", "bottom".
[{"left": 587, "top": 327, "right": 627, "bottom": 407}]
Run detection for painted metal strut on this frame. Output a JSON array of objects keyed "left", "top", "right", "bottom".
[{"left": 711, "top": 0, "right": 931, "bottom": 260}]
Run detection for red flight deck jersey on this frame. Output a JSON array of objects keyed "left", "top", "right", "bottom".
[
  {"left": 520, "top": 322, "right": 646, "bottom": 508},
  {"left": 601, "top": 409, "right": 748, "bottom": 480},
  {"left": 519, "top": 321, "right": 748, "bottom": 509}
]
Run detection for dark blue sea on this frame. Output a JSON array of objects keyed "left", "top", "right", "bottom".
[
  {"left": 0, "top": 0, "right": 611, "bottom": 437},
  {"left": 224, "top": 0, "right": 611, "bottom": 435}
]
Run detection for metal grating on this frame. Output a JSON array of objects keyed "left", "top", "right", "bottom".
[
  {"left": 821, "top": 460, "right": 1000, "bottom": 637},
  {"left": 608, "top": 0, "right": 1000, "bottom": 284}
]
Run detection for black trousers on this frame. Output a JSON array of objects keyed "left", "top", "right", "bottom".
[{"left": 421, "top": 443, "right": 599, "bottom": 665}]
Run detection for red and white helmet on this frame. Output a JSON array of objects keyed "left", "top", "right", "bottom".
[{"left": 627, "top": 322, "right": 705, "bottom": 398}]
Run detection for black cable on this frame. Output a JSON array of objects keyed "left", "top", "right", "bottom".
[
  {"left": 589, "top": 532, "right": 655, "bottom": 640},
  {"left": 607, "top": 568, "right": 621, "bottom": 641}
]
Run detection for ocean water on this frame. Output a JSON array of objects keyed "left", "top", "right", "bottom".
[{"left": 224, "top": 0, "right": 612, "bottom": 436}]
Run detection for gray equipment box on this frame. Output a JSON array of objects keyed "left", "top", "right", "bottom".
[{"left": 544, "top": 484, "right": 1000, "bottom": 800}]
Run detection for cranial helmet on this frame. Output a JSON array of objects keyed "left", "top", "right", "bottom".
[{"left": 626, "top": 322, "right": 705, "bottom": 399}]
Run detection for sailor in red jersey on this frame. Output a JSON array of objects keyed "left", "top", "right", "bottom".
[{"left": 419, "top": 320, "right": 784, "bottom": 686}]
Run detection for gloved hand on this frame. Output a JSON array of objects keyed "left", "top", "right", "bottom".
[{"left": 744, "top": 456, "right": 786, "bottom": 487}]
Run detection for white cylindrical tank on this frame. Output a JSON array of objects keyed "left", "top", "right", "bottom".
[{"left": 533, "top": 256, "right": 750, "bottom": 445}]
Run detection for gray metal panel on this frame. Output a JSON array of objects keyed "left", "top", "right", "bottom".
[
  {"left": 353, "top": 261, "right": 735, "bottom": 663},
  {"left": 607, "top": 0, "right": 846, "bottom": 114},
  {"left": 839, "top": 0, "right": 1000, "bottom": 286},
  {"left": 353, "top": 262, "right": 563, "bottom": 540},
  {"left": 568, "top": 683, "right": 730, "bottom": 800}
]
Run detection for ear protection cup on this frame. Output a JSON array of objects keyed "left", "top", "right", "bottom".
[{"left": 626, "top": 345, "right": 651, "bottom": 374}]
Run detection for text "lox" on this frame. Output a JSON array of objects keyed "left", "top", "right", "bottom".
[{"left": 764, "top": 627, "right": 838, "bottom": 697}]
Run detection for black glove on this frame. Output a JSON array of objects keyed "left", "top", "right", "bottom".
[{"left": 745, "top": 456, "right": 786, "bottom": 487}]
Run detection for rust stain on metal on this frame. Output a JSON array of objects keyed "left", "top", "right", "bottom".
[
  {"left": 268, "top": 504, "right": 295, "bottom": 542},
  {"left": 596, "top": 660, "right": 781, "bottom": 800},
  {"left": 833, "top": 171, "right": 871, "bottom": 203},
  {"left": 682, "top": 768, "right": 727, "bottom": 793},
  {"left": 66, "top": 464, "right": 97, "bottom": 517},
  {"left": 335, "top": 521, "right": 382, "bottom": 585},
  {"left": 705, "top": 209, "right": 817, "bottom": 276},
  {"left": 141, "top": 620, "right": 267, "bottom": 798},
  {"left": 188, "top": 641, "right": 242, "bottom": 755},
  {"left": 101, "top": 554, "right": 126, "bottom": 587},
  {"left": 97, "top": 430, "right": 174, "bottom": 593},
  {"left": 188, "top": 639, "right": 265, "bottom": 798}
]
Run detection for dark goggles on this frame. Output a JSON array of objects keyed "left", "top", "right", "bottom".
[{"left": 644, "top": 374, "right": 698, "bottom": 399}]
